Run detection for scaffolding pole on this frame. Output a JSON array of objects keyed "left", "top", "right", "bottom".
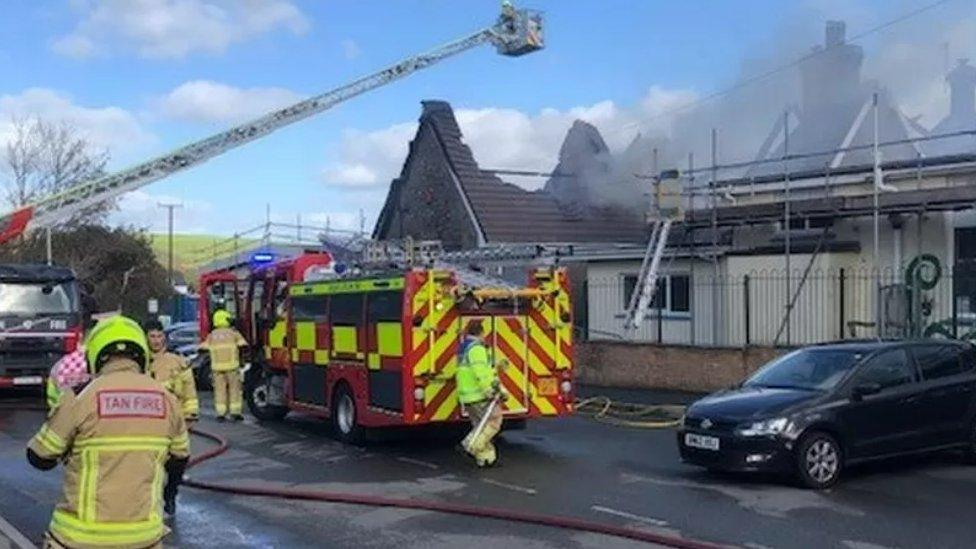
[
  {"left": 688, "top": 152, "right": 696, "bottom": 346},
  {"left": 711, "top": 128, "right": 720, "bottom": 346},
  {"left": 783, "top": 110, "right": 792, "bottom": 346},
  {"left": 873, "top": 92, "right": 881, "bottom": 337}
]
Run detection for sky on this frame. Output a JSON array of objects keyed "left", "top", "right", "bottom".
[{"left": 1, "top": 0, "right": 974, "bottom": 239}]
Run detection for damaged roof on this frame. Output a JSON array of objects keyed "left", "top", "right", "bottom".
[{"left": 375, "top": 101, "right": 648, "bottom": 245}]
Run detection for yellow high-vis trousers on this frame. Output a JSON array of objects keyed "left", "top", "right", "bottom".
[{"left": 212, "top": 370, "right": 243, "bottom": 417}]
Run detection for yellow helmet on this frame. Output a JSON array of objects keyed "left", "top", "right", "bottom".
[
  {"left": 84, "top": 315, "right": 149, "bottom": 374},
  {"left": 213, "top": 309, "right": 232, "bottom": 329}
]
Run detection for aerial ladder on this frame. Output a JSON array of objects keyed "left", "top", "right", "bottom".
[{"left": 0, "top": 4, "right": 544, "bottom": 244}]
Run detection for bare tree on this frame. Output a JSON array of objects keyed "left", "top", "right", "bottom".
[{"left": 2, "top": 116, "right": 113, "bottom": 225}]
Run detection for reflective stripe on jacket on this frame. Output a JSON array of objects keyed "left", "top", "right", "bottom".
[
  {"left": 28, "top": 358, "right": 189, "bottom": 549},
  {"left": 456, "top": 337, "right": 498, "bottom": 405},
  {"left": 149, "top": 351, "right": 199, "bottom": 419},
  {"left": 200, "top": 327, "right": 247, "bottom": 372}
]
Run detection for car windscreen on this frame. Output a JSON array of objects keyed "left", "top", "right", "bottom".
[
  {"left": 744, "top": 348, "right": 863, "bottom": 391},
  {"left": 0, "top": 281, "right": 79, "bottom": 315}
]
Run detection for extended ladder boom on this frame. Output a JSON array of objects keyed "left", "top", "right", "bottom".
[{"left": 0, "top": 5, "right": 544, "bottom": 243}]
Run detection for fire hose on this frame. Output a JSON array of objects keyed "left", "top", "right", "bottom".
[
  {"left": 184, "top": 426, "right": 727, "bottom": 549},
  {"left": 575, "top": 396, "right": 685, "bottom": 429}
]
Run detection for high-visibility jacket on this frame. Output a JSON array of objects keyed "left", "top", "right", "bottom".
[
  {"left": 149, "top": 350, "right": 199, "bottom": 419},
  {"left": 199, "top": 327, "right": 247, "bottom": 372},
  {"left": 28, "top": 358, "right": 189, "bottom": 549},
  {"left": 456, "top": 337, "right": 498, "bottom": 405}
]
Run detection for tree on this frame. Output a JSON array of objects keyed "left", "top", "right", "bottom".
[{"left": 2, "top": 116, "right": 112, "bottom": 225}]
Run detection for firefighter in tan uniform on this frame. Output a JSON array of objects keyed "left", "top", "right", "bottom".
[
  {"left": 200, "top": 309, "right": 248, "bottom": 421},
  {"left": 145, "top": 319, "right": 198, "bottom": 517},
  {"left": 26, "top": 315, "right": 190, "bottom": 549}
]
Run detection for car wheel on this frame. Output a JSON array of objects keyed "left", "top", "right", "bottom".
[
  {"left": 331, "top": 384, "right": 364, "bottom": 445},
  {"left": 796, "top": 432, "right": 843, "bottom": 489},
  {"left": 245, "top": 370, "right": 288, "bottom": 421}
]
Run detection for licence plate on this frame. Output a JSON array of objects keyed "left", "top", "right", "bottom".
[
  {"left": 538, "top": 377, "right": 558, "bottom": 396},
  {"left": 13, "top": 376, "right": 43, "bottom": 386},
  {"left": 685, "top": 433, "right": 720, "bottom": 451}
]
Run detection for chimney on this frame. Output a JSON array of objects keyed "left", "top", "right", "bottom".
[
  {"left": 800, "top": 20, "right": 864, "bottom": 116},
  {"left": 947, "top": 58, "right": 976, "bottom": 120},
  {"left": 825, "top": 20, "right": 845, "bottom": 48}
]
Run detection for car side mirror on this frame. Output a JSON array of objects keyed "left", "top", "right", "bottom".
[{"left": 852, "top": 382, "right": 882, "bottom": 401}]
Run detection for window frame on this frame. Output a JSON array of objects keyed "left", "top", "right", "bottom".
[
  {"left": 851, "top": 348, "right": 917, "bottom": 391},
  {"left": 911, "top": 344, "right": 966, "bottom": 381},
  {"left": 621, "top": 273, "right": 692, "bottom": 318}
]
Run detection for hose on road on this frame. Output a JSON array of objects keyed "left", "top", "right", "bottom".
[
  {"left": 185, "top": 426, "right": 726, "bottom": 549},
  {"left": 575, "top": 396, "right": 685, "bottom": 429}
]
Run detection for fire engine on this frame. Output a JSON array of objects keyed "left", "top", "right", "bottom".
[
  {"left": 197, "top": 249, "right": 574, "bottom": 442},
  {"left": 0, "top": 264, "right": 82, "bottom": 389}
]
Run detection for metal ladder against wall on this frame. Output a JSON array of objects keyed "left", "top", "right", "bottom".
[{"left": 624, "top": 219, "right": 673, "bottom": 331}]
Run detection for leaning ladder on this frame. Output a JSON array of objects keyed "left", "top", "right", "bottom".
[{"left": 624, "top": 219, "right": 673, "bottom": 331}]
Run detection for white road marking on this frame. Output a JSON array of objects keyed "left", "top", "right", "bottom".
[
  {"left": 396, "top": 457, "right": 440, "bottom": 470},
  {"left": 0, "top": 513, "right": 36, "bottom": 549},
  {"left": 481, "top": 478, "right": 537, "bottom": 495},
  {"left": 590, "top": 505, "right": 669, "bottom": 527}
]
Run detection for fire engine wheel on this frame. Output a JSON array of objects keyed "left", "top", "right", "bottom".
[
  {"left": 246, "top": 373, "right": 288, "bottom": 421},
  {"left": 331, "top": 384, "right": 364, "bottom": 444}
]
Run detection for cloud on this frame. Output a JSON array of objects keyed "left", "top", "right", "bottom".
[
  {"left": 0, "top": 88, "right": 154, "bottom": 156},
  {"left": 111, "top": 190, "right": 213, "bottom": 233},
  {"left": 53, "top": 0, "right": 310, "bottom": 59},
  {"left": 157, "top": 80, "right": 303, "bottom": 124},
  {"left": 341, "top": 39, "right": 361, "bottom": 60},
  {"left": 319, "top": 86, "right": 697, "bottom": 192}
]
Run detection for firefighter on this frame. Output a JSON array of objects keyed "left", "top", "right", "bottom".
[
  {"left": 456, "top": 320, "right": 504, "bottom": 467},
  {"left": 144, "top": 319, "right": 198, "bottom": 517},
  {"left": 26, "top": 315, "right": 189, "bottom": 549},
  {"left": 200, "top": 309, "right": 248, "bottom": 421}
]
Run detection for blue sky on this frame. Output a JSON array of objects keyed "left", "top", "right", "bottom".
[{"left": 2, "top": 0, "right": 973, "bottom": 238}]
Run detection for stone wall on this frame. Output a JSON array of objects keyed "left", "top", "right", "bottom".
[{"left": 576, "top": 341, "right": 785, "bottom": 393}]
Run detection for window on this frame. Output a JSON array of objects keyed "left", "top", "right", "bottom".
[
  {"left": 292, "top": 295, "right": 328, "bottom": 321},
  {"left": 622, "top": 274, "right": 690, "bottom": 314},
  {"left": 330, "top": 293, "right": 363, "bottom": 325},
  {"left": 0, "top": 281, "right": 78, "bottom": 314},
  {"left": 913, "top": 345, "right": 964, "bottom": 380},
  {"left": 367, "top": 291, "right": 403, "bottom": 323},
  {"left": 670, "top": 275, "right": 690, "bottom": 313},
  {"left": 856, "top": 350, "right": 915, "bottom": 390}
]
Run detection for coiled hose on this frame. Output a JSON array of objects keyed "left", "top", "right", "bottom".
[{"left": 185, "top": 427, "right": 726, "bottom": 549}]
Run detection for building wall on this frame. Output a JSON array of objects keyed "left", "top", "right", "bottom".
[
  {"left": 585, "top": 209, "right": 961, "bottom": 347},
  {"left": 380, "top": 123, "right": 480, "bottom": 250},
  {"left": 576, "top": 341, "right": 784, "bottom": 393}
]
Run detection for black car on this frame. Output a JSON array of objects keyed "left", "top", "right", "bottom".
[{"left": 678, "top": 340, "right": 976, "bottom": 489}]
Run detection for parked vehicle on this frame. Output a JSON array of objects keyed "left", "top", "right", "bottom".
[
  {"left": 678, "top": 340, "right": 976, "bottom": 489},
  {"left": 0, "top": 264, "right": 82, "bottom": 391},
  {"left": 164, "top": 321, "right": 199, "bottom": 351}
]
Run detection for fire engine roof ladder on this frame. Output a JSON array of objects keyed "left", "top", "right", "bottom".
[{"left": 0, "top": 4, "right": 544, "bottom": 244}]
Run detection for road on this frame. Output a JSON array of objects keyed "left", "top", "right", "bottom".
[{"left": 1, "top": 386, "right": 974, "bottom": 549}]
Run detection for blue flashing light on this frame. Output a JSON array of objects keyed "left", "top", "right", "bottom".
[
  {"left": 334, "top": 262, "right": 347, "bottom": 275},
  {"left": 250, "top": 252, "right": 275, "bottom": 264}
]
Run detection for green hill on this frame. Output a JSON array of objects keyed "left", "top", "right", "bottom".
[{"left": 148, "top": 233, "right": 257, "bottom": 282}]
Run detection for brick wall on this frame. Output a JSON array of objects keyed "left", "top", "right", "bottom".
[{"left": 575, "top": 341, "right": 785, "bottom": 393}]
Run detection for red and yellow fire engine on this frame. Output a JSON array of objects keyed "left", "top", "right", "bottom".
[{"left": 198, "top": 251, "right": 574, "bottom": 441}]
